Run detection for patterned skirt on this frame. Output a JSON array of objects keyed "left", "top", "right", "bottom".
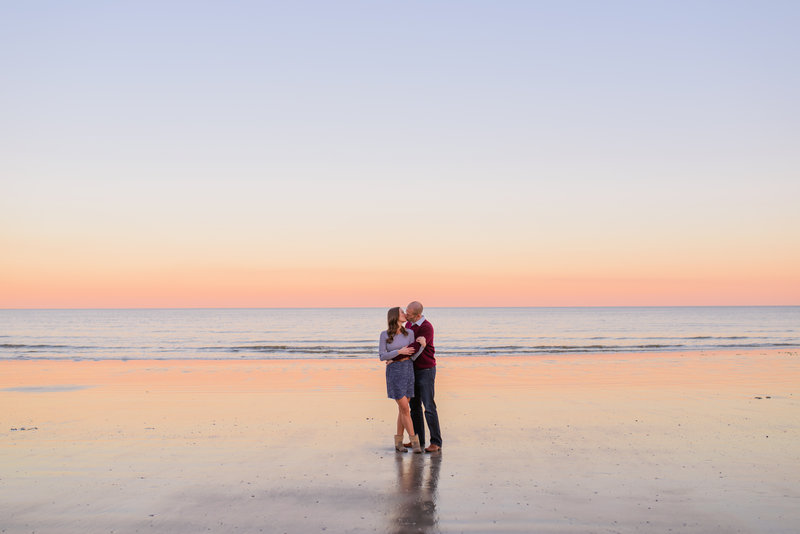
[{"left": 385, "top": 359, "right": 415, "bottom": 400}]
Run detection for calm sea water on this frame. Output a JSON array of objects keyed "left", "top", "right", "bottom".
[{"left": 1, "top": 307, "right": 798, "bottom": 361}]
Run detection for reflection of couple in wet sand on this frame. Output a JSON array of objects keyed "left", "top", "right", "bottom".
[
  {"left": 378, "top": 301, "right": 442, "bottom": 454},
  {"left": 389, "top": 453, "right": 441, "bottom": 534}
]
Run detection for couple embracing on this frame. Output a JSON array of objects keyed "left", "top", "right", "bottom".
[{"left": 378, "top": 301, "right": 442, "bottom": 454}]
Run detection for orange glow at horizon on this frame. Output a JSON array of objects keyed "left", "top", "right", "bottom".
[
  {"left": 3, "top": 213, "right": 800, "bottom": 307},
  {"left": 3, "top": 212, "right": 800, "bottom": 307},
  {"left": 2, "top": 259, "right": 798, "bottom": 308}
]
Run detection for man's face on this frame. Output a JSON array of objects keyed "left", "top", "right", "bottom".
[{"left": 406, "top": 305, "right": 420, "bottom": 323}]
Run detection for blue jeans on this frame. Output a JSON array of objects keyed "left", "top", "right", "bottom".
[{"left": 410, "top": 366, "right": 442, "bottom": 447}]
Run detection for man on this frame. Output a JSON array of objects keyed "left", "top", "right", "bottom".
[{"left": 404, "top": 301, "right": 442, "bottom": 452}]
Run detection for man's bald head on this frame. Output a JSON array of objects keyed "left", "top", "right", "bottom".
[{"left": 406, "top": 301, "right": 424, "bottom": 321}]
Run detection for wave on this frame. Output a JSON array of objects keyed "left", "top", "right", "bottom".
[
  {"left": 589, "top": 336, "right": 761, "bottom": 341},
  {"left": 196, "top": 344, "right": 373, "bottom": 353},
  {"left": 687, "top": 336, "right": 749, "bottom": 340},
  {"left": 3, "top": 341, "right": 799, "bottom": 361},
  {"left": 1, "top": 343, "right": 88, "bottom": 349}
]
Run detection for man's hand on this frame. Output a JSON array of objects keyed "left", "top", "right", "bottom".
[
  {"left": 416, "top": 336, "right": 426, "bottom": 347},
  {"left": 397, "top": 346, "right": 414, "bottom": 356}
]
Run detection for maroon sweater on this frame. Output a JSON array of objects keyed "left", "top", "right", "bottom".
[{"left": 405, "top": 319, "right": 436, "bottom": 369}]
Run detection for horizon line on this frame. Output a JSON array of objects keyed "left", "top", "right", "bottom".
[{"left": 1, "top": 304, "right": 798, "bottom": 311}]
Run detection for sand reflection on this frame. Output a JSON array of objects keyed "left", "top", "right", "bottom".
[{"left": 388, "top": 454, "right": 441, "bottom": 534}]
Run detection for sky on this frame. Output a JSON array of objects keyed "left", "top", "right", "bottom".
[{"left": 1, "top": 1, "right": 799, "bottom": 307}]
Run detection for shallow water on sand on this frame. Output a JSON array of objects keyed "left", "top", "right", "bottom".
[{"left": 3, "top": 352, "right": 799, "bottom": 533}]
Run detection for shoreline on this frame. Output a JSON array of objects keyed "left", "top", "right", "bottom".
[
  {"left": 3, "top": 344, "right": 799, "bottom": 361},
  {"left": 3, "top": 349, "right": 799, "bottom": 533},
  {"left": 3, "top": 348, "right": 799, "bottom": 390}
]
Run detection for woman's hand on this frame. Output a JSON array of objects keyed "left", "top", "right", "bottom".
[
  {"left": 416, "top": 336, "right": 426, "bottom": 347},
  {"left": 398, "top": 346, "right": 414, "bottom": 356}
]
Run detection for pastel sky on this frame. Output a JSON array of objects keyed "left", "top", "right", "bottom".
[{"left": 2, "top": 1, "right": 799, "bottom": 307}]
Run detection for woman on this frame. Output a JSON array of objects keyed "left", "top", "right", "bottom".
[{"left": 379, "top": 306, "right": 426, "bottom": 453}]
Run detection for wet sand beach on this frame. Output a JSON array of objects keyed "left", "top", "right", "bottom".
[{"left": 2, "top": 350, "right": 799, "bottom": 533}]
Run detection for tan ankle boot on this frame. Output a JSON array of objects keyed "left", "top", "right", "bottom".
[
  {"left": 409, "top": 435, "right": 423, "bottom": 454},
  {"left": 394, "top": 435, "right": 408, "bottom": 452}
]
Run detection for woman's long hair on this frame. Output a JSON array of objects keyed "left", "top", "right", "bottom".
[{"left": 386, "top": 307, "right": 407, "bottom": 344}]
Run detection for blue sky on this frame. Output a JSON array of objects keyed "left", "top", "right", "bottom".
[{"left": 2, "top": 1, "right": 799, "bottom": 306}]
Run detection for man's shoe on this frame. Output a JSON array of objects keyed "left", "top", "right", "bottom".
[{"left": 425, "top": 444, "right": 441, "bottom": 453}]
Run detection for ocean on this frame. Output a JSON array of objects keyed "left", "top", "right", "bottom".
[{"left": 1, "top": 307, "right": 798, "bottom": 361}]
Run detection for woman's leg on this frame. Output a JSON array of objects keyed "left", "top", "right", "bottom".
[{"left": 396, "top": 397, "right": 415, "bottom": 437}]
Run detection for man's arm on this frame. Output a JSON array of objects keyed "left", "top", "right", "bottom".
[{"left": 408, "top": 322, "right": 433, "bottom": 353}]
